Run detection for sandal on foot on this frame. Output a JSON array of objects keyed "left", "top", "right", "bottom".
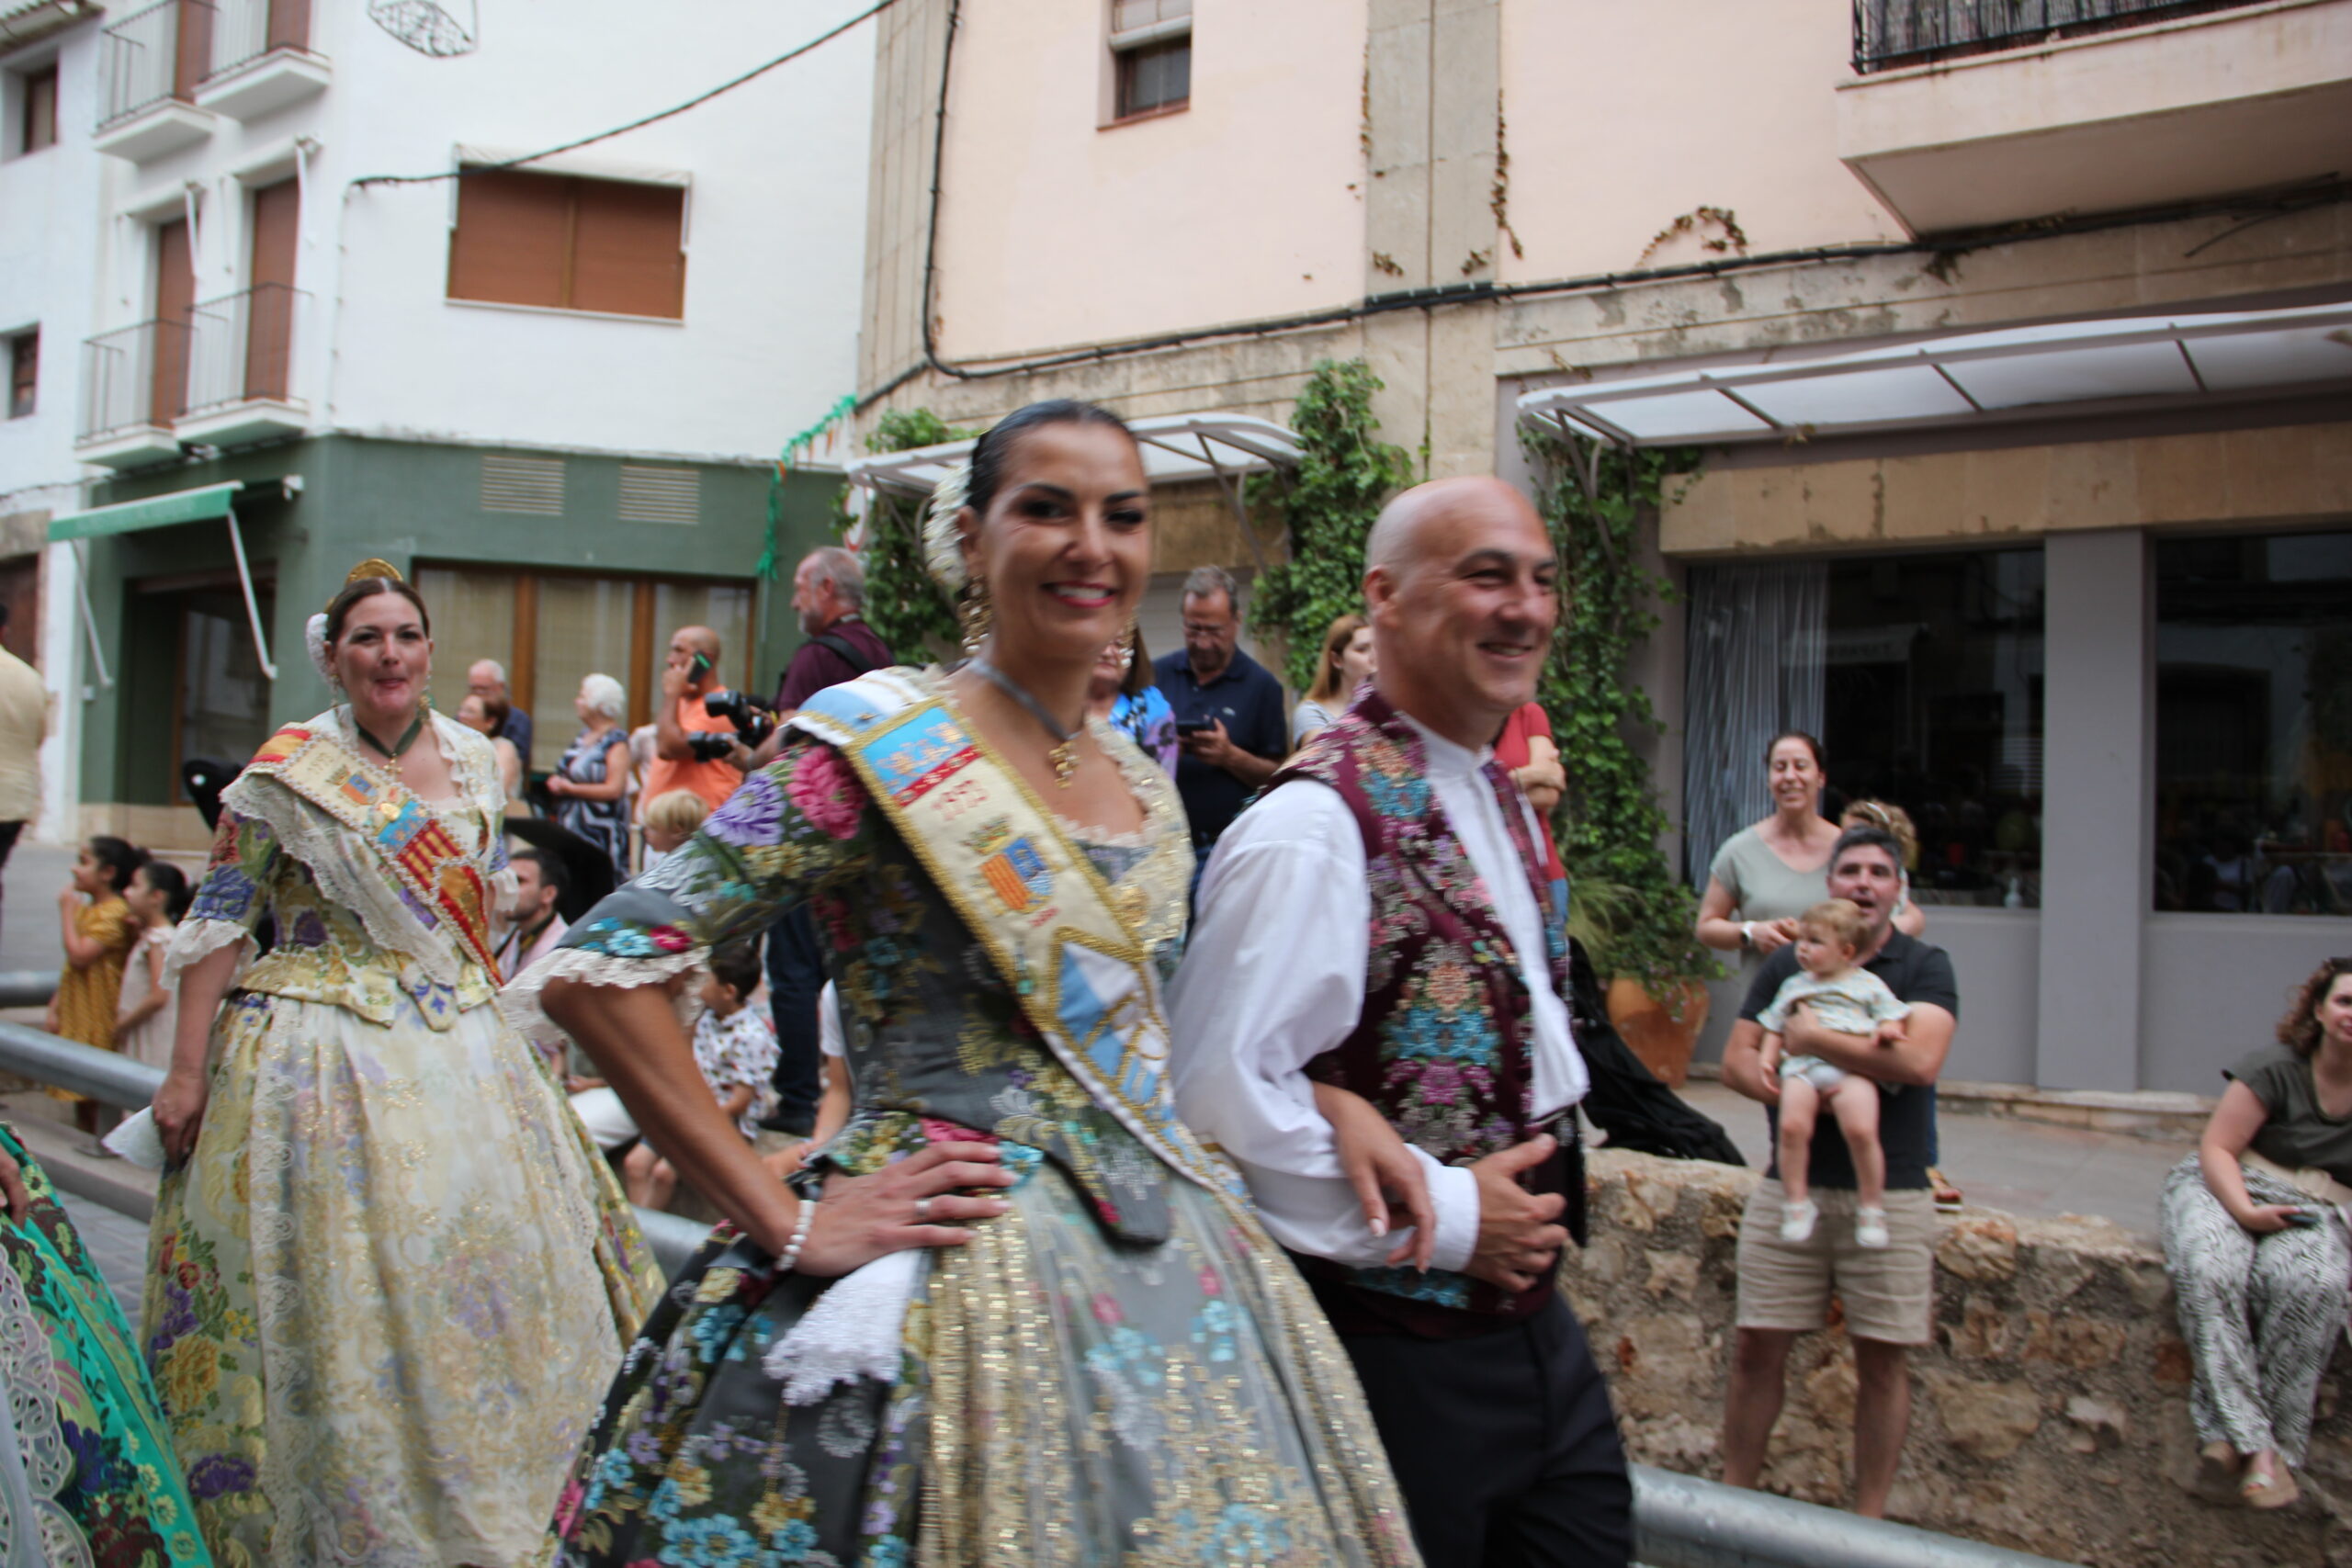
[
  {"left": 2243, "top": 1462, "right": 2300, "bottom": 1510},
  {"left": 2193, "top": 1442, "right": 2245, "bottom": 1504},
  {"left": 1930, "top": 1167, "right": 1963, "bottom": 1213}
]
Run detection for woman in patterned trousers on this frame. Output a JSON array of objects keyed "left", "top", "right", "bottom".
[{"left": 2162, "top": 956, "right": 2352, "bottom": 1510}]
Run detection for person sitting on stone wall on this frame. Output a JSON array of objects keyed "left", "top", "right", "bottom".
[
  {"left": 2160, "top": 956, "right": 2352, "bottom": 1512},
  {"left": 1716, "top": 823, "right": 1960, "bottom": 1518}
]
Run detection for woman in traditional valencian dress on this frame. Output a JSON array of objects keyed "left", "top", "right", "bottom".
[
  {"left": 144, "top": 563, "right": 662, "bottom": 1566},
  {"left": 514, "top": 400, "right": 1419, "bottom": 1566},
  {"left": 0, "top": 1128, "right": 209, "bottom": 1564}
]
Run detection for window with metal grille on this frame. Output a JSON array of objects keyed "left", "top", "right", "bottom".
[
  {"left": 447, "top": 168, "right": 687, "bottom": 320},
  {"left": 6, "top": 331, "right": 35, "bottom": 420},
  {"left": 617, "top": 464, "right": 699, "bottom": 525},
  {"left": 1110, "top": 0, "right": 1190, "bottom": 122},
  {"left": 480, "top": 453, "right": 565, "bottom": 514}
]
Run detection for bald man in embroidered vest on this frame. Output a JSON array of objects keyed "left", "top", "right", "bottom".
[{"left": 1170, "top": 478, "right": 1631, "bottom": 1567}]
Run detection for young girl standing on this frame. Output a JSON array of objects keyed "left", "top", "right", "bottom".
[
  {"left": 47, "top": 836, "right": 144, "bottom": 1138},
  {"left": 115, "top": 860, "right": 192, "bottom": 1073}
]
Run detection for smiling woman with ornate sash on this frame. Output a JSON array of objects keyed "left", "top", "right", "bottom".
[
  {"left": 509, "top": 400, "right": 1417, "bottom": 1567},
  {"left": 143, "top": 562, "right": 661, "bottom": 1568}
]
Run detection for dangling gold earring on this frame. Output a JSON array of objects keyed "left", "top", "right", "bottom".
[
  {"left": 959, "top": 579, "right": 994, "bottom": 652},
  {"left": 1114, "top": 617, "right": 1138, "bottom": 674}
]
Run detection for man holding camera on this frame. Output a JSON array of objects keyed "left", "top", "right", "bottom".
[{"left": 647, "top": 625, "right": 748, "bottom": 813}]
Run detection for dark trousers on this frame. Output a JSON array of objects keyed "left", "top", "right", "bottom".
[
  {"left": 762, "top": 905, "right": 825, "bottom": 1132},
  {"left": 1340, "top": 1296, "right": 1632, "bottom": 1568}
]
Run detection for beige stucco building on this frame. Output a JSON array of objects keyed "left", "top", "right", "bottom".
[{"left": 852, "top": 0, "right": 2352, "bottom": 1095}]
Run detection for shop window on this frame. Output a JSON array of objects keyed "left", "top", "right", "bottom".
[
  {"left": 415, "top": 563, "right": 755, "bottom": 773},
  {"left": 1685, "top": 547, "right": 2044, "bottom": 907},
  {"left": 446, "top": 169, "right": 687, "bottom": 320},
  {"left": 2154, "top": 529, "right": 2352, "bottom": 915},
  {"left": 6, "top": 330, "right": 33, "bottom": 419},
  {"left": 1110, "top": 0, "right": 1190, "bottom": 121}
]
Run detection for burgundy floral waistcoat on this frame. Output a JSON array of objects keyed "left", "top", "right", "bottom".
[{"left": 1272, "top": 690, "right": 1571, "bottom": 1334}]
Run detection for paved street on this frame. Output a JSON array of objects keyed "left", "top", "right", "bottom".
[
  {"left": 0, "top": 839, "right": 74, "bottom": 978},
  {"left": 1675, "top": 1078, "right": 2190, "bottom": 1239}
]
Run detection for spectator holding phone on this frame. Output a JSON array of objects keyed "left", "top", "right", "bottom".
[
  {"left": 2161, "top": 957, "right": 2352, "bottom": 1512},
  {"left": 1153, "top": 566, "right": 1287, "bottom": 859},
  {"left": 646, "top": 625, "right": 745, "bottom": 813}
]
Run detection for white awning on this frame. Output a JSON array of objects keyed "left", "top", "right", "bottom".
[
  {"left": 1516, "top": 301, "right": 2352, "bottom": 448},
  {"left": 47, "top": 479, "right": 278, "bottom": 687},
  {"left": 844, "top": 412, "right": 1301, "bottom": 498}
]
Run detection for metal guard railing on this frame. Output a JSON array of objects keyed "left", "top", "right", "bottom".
[
  {"left": 0, "top": 1017, "right": 709, "bottom": 1277},
  {"left": 1852, "top": 0, "right": 2264, "bottom": 72},
  {"left": 0, "top": 1019, "right": 2081, "bottom": 1566}
]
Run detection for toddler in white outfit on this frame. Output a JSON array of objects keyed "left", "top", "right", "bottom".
[{"left": 1759, "top": 898, "right": 1912, "bottom": 1248}]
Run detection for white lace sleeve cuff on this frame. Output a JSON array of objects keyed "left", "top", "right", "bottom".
[
  {"left": 498, "top": 943, "right": 709, "bottom": 1047},
  {"left": 162, "top": 919, "right": 255, "bottom": 990}
]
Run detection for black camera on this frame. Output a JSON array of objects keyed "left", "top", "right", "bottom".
[{"left": 695, "top": 688, "right": 775, "bottom": 759}]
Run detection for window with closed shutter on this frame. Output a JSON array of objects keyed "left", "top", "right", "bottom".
[{"left": 447, "top": 168, "right": 686, "bottom": 320}]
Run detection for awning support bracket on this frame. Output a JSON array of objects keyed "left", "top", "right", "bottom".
[
  {"left": 224, "top": 504, "right": 277, "bottom": 681},
  {"left": 69, "top": 541, "right": 114, "bottom": 692}
]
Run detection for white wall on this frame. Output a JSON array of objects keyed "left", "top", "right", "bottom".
[
  {"left": 2141, "top": 915, "right": 2352, "bottom": 1094},
  {"left": 80, "top": 0, "right": 877, "bottom": 462},
  {"left": 0, "top": 17, "right": 107, "bottom": 840}
]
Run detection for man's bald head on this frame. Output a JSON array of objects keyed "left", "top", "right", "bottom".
[
  {"left": 676, "top": 626, "right": 721, "bottom": 660},
  {"left": 667, "top": 625, "right": 724, "bottom": 691},
  {"left": 1362, "top": 476, "right": 1558, "bottom": 750},
  {"left": 1365, "top": 477, "right": 1546, "bottom": 580}
]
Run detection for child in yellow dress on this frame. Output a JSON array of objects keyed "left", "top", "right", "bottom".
[{"left": 45, "top": 836, "right": 145, "bottom": 1139}]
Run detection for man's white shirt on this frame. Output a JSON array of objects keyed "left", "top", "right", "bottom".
[{"left": 1169, "top": 715, "right": 1588, "bottom": 1275}]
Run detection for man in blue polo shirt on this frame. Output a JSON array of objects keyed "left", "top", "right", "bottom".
[{"left": 1154, "top": 566, "right": 1288, "bottom": 855}]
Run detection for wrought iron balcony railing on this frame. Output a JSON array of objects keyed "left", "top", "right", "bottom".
[
  {"left": 96, "top": 0, "right": 209, "bottom": 127},
  {"left": 186, "top": 284, "right": 301, "bottom": 414},
  {"left": 207, "top": 0, "right": 312, "bottom": 82},
  {"left": 1853, "top": 0, "right": 2266, "bottom": 72},
  {"left": 78, "top": 317, "right": 192, "bottom": 440}
]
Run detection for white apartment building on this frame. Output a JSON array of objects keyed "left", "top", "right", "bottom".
[{"left": 1, "top": 0, "right": 877, "bottom": 848}]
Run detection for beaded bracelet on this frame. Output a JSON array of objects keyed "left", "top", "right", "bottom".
[{"left": 780, "top": 1197, "right": 818, "bottom": 1274}]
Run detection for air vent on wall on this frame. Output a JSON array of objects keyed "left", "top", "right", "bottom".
[
  {"left": 481, "top": 454, "right": 565, "bottom": 515},
  {"left": 617, "top": 464, "right": 699, "bottom": 525}
]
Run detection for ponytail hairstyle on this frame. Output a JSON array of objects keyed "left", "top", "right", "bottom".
[
  {"left": 138, "top": 860, "right": 193, "bottom": 923},
  {"left": 85, "top": 835, "right": 148, "bottom": 895}
]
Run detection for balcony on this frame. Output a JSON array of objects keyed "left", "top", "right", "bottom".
[
  {"left": 75, "top": 319, "right": 192, "bottom": 468},
  {"left": 193, "top": 0, "right": 327, "bottom": 121},
  {"left": 1838, "top": 0, "right": 2352, "bottom": 235},
  {"left": 175, "top": 284, "right": 309, "bottom": 447},
  {"left": 92, "top": 0, "right": 220, "bottom": 162}
]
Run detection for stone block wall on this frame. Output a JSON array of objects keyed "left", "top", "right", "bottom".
[{"left": 1570, "top": 1149, "right": 2352, "bottom": 1567}]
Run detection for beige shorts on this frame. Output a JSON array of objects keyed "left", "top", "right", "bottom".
[{"left": 1735, "top": 1180, "right": 1936, "bottom": 1345}]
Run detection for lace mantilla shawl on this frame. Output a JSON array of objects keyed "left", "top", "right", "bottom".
[{"left": 168, "top": 709, "right": 513, "bottom": 990}]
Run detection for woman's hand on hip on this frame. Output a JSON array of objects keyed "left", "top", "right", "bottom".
[
  {"left": 152, "top": 1066, "right": 211, "bottom": 1165},
  {"left": 795, "top": 1141, "right": 1014, "bottom": 1278}
]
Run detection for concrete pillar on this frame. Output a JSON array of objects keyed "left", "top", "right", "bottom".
[
  {"left": 2035, "top": 528, "right": 2150, "bottom": 1090},
  {"left": 1363, "top": 0, "right": 1499, "bottom": 478}
]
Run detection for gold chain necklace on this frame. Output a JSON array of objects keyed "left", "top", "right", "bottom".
[{"left": 968, "top": 657, "right": 1080, "bottom": 786}]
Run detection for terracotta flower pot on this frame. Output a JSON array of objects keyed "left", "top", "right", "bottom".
[{"left": 1605, "top": 976, "right": 1711, "bottom": 1089}]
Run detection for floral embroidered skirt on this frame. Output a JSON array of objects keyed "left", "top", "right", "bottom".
[
  {"left": 142, "top": 989, "right": 662, "bottom": 1567},
  {"left": 0, "top": 1121, "right": 211, "bottom": 1565},
  {"left": 551, "top": 1156, "right": 1420, "bottom": 1566}
]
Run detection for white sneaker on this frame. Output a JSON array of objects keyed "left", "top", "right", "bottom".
[
  {"left": 1779, "top": 1198, "right": 1819, "bottom": 1243},
  {"left": 1855, "top": 1207, "right": 1891, "bottom": 1249}
]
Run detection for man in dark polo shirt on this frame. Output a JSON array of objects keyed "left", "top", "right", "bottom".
[
  {"left": 773, "top": 546, "right": 892, "bottom": 712},
  {"left": 758, "top": 545, "right": 892, "bottom": 1134},
  {"left": 1717, "top": 823, "right": 1959, "bottom": 1518},
  {"left": 1153, "top": 565, "right": 1287, "bottom": 855}
]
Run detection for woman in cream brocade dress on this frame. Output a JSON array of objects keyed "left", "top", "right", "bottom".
[{"left": 144, "top": 702, "right": 660, "bottom": 1567}]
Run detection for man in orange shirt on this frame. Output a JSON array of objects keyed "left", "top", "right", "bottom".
[{"left": 644, "top": 625, "right": 746, "bottom": 814}]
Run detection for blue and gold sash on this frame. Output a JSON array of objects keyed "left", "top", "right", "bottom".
[
  {"left": 243, "top": 722, "right": 502, "bottom": 976},
  {"left": 793, "top": 671, "right": 1232, "bottom": 1197}
]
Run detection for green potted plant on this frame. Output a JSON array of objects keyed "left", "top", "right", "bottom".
[{"left": 1523, "top": 424, "right": 1721, "bottom": 1086}]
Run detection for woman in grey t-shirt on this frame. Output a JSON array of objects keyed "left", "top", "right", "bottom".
[
  {"left": 2160, "top": 958, "right": 2352, "bottom": 1510},
  {"left": 1695, "top": 731, "right": 1841, "bottom": 976}
]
